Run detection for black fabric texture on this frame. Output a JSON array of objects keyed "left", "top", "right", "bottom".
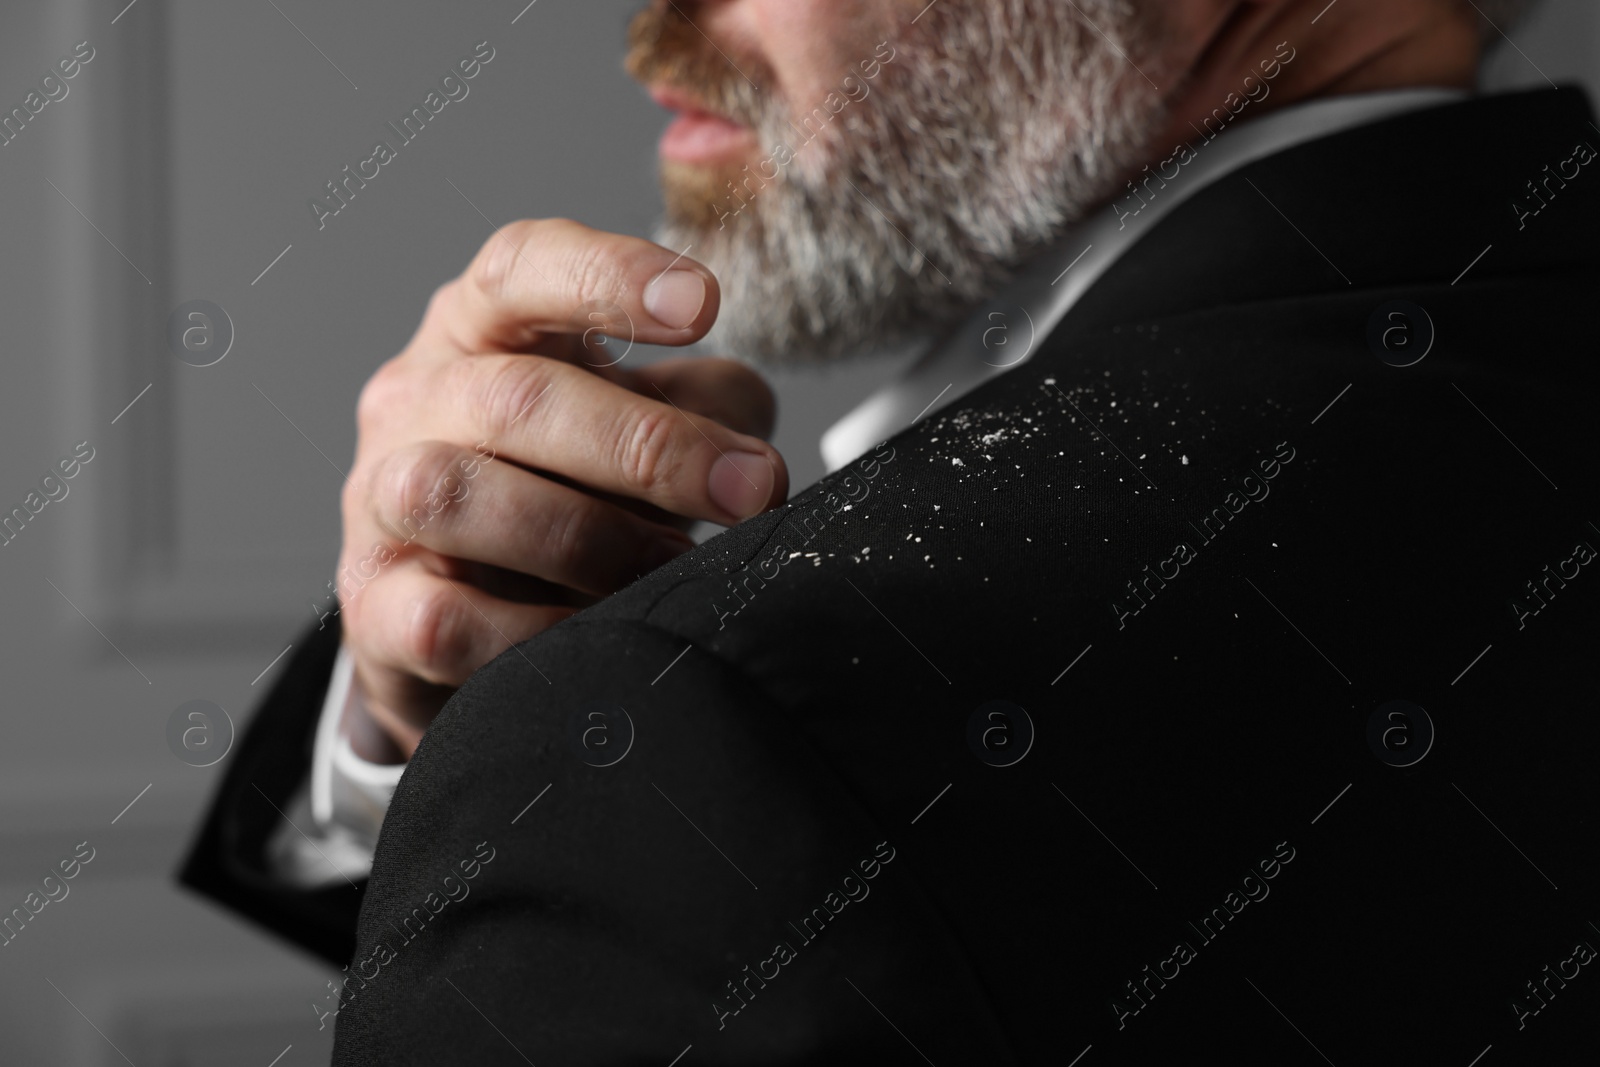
[
  {"left": 177, "top": 615, "right": 367, "bottom": 967},
  {"left": 189, "top": 87, "right": 1600, "bottom": 1064}
]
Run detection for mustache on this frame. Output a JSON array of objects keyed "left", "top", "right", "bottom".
[{"left": 625, "top": 4, "right": 772, "bottom": 127}]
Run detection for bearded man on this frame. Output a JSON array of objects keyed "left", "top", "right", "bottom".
[{"left": 183, "top": 0, "right": 1600, "bottom": 1062}]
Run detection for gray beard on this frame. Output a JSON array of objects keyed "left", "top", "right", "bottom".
[{"left": 656, "top": 0, "right": 1164, "bottom": 368}]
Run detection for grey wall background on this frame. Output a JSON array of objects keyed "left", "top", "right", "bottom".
[{"left": 0, "top": 1, "right": 1592, "bottom": 1063}]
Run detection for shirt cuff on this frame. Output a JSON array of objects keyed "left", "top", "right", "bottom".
[
  {"left": 266, "top": 645, "right": 407, "bottom": 887},
  {"left": 315, "top": 645, "right": 406, "bottom": 842}
]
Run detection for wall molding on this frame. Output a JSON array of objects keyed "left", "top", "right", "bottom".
[{"left": 50, "top": 0, "right": 314, "bottom": 654}]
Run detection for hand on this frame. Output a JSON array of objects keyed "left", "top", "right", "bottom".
[{"left": 338, "top": 219, "right": 788, "bottom": 757}]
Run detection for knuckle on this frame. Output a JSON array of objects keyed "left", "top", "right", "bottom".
[
  {"left": 338, "top": 579, "right": 375, "bottom": 646},
  {"left": 567, "top": 235, "right": 630, "bottom": 308},
  {"left": 472, "top": 220, "right": 538, "bottom": 302},
  {"left": 356, "top": 357, "right": 407, "bottom": 435},
  {"left": 474, "top": 357, "right": 554, "bottom": 441},
  {"left": 403, "top": 584, "right": 475, "bottom": 681},
  {"left": 420, "top": 280, "right": 456, "bottom": 328},
  {"left": 614, "top": 407, "right": 681, "bottom": 495},
  {"left": 333, "top": 552, "right": 363, "bottom": 622},
  {"left": 473, "top": 218, "right": 592, "bottom": 304},
  {"left": 537, "top": 495, "right": 592, "bottom": 578},
  {"left": 373, "top": 443, "right": 469, "bottom": 542},
  {"left": 340, "top": 469, "right": 367, "bottom": 527},
  {"left": 335, "top": 546, "right": 389, "bottom": 648}
]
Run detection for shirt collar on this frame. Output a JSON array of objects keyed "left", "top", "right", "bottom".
[{"left": 820, "top": 87, "right": 1470, "bottom": 472}]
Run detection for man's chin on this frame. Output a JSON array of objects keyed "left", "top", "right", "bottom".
[
  {"left": 660, "top": 159, "right": 752, "bottom": 233},
  {"left": 655, "top": 160, "right": 958, "bottom": 371}
]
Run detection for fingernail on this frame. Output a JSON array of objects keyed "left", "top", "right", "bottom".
[
  {"left": 643, "top": 269, "right": 706, "bottom": 329},
  {"left": 709, "top": 451, "right": 774, "bottom": 520}
]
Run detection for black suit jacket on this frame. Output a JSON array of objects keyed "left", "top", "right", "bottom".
[{"left": 184, "top": 88, "right": 1600, "bottom": 1064}]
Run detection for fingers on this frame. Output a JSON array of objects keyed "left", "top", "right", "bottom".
[
  {"left": 428, "top": 354, "right": 790, "bottom": 525},
  {"left": 624, "top": 356, "right": 778, "bottom": 441},
  {"left": 343, "top": 559, "right": 576, "bottom": 751},
  {"left": 364, "top": 441, "right": 697, "bottom": 596},
  {"left": 336, "top": 217, "right": 777, "bottom": 755},
  {"left": 440, "top": 218, "right": 721, "bottom": 353}
]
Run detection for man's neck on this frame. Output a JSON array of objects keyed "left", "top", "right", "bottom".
[{"left": 1141, "top": 0, "right": 1480, "bottom": 173}]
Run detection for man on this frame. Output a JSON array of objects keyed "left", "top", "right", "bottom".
[{"left": 184, "top": 0, "right": 1600, "bottom": 1061}]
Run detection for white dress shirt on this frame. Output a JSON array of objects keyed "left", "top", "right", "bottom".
[{"left": 274, "top": 87, "right": 1469, "bottom": 885}]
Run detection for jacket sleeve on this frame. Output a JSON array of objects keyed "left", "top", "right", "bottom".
[
  {"left": 177, "top": 615, "right": 367, "bottom": 967},
  {"left": 329, "top": 615, "right": 1015, "bottom": 1066}
]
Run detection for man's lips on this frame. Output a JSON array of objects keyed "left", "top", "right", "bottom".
[{"left": 649, "top": 86, "right": 757, "bottom": 165}]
